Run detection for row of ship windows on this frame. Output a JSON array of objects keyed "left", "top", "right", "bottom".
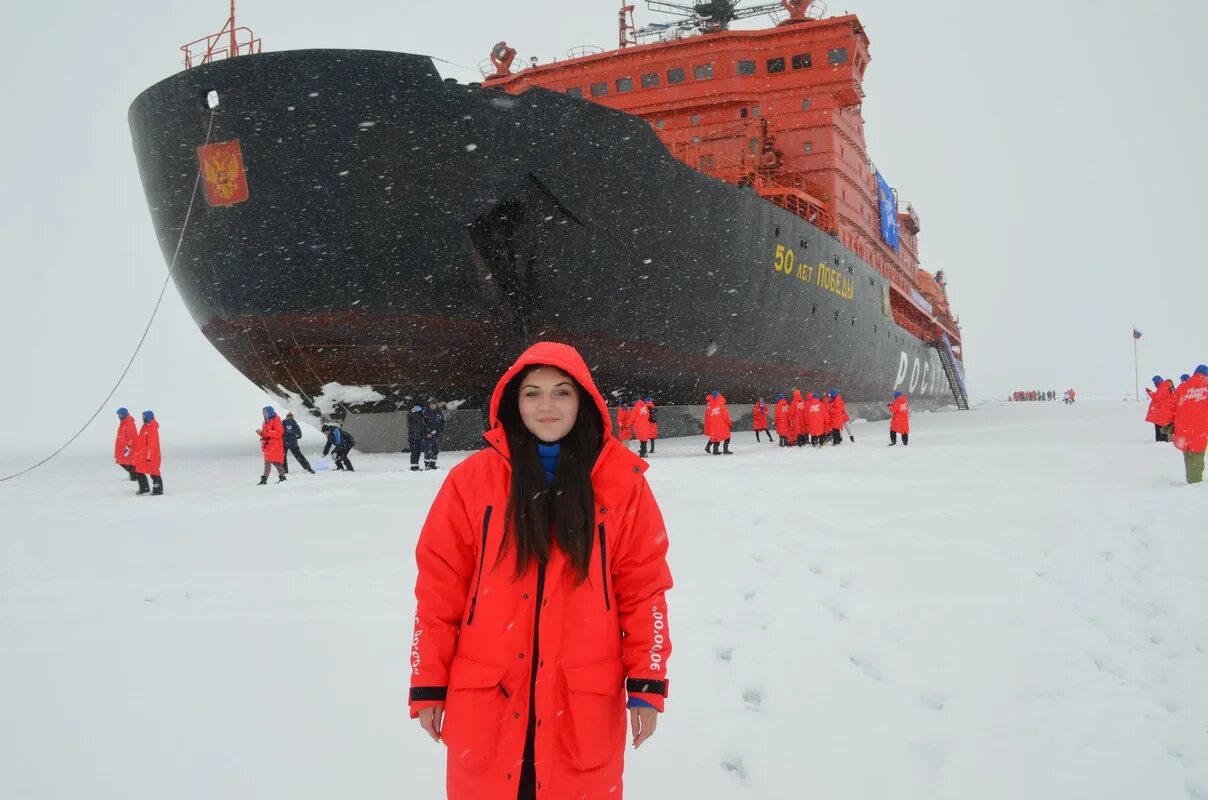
[
  {"left": 657, "top": 99, "right": 813, "bottom": 131},
  {"left": 567, "top": 49, "right": 849, "bottom": 99}
]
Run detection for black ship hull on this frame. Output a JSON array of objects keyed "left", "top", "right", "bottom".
[{"left": 129, "top": 50, "right": 963, "bottom": 445}]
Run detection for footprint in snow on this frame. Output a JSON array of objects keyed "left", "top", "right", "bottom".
[
  {"left": 807, "top": 558, "right": 826, "bottom": 575},
  {"left": 720, "top": 755, "right": 749, "bottom": 784},
  {"left": 715, "top": 645, "right": 734, "bottom": 662},
  {"left": 742, "top": 687, "right": 763, "bottom": 711},
  {"left": 918, "top": 693, "right": 946, "bottom": 711},
  {"left": 849, "top": 653, "right": 884, "bottom": 682}
]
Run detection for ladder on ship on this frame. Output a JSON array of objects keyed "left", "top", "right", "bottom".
[{"left": 931, "top": 334, "right": 970, "bottom": 410}]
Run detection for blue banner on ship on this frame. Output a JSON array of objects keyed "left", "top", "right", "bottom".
[{"left": 876, "top": 170, "right": 900, "bottom": 252}]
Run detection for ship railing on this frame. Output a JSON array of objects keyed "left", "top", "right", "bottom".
[
  {"left": 565, "top": 45, "right": 605, "bottom": 60},
  {"left": 182, "top": 26, "right": 262, "bottom": 69}
]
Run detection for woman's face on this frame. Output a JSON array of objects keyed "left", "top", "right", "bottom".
[{"left": 518, "top": 367, "right": 579, "bottom": 443}]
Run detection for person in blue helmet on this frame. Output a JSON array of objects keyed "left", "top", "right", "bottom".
[
  {"left": 1145, "top": 375, "right": 1176, "bottom": 442},
  {"left": 774, "top": 392, "right": 791, "bottom": 446},
  {"left": 281, "top": 411, "right": 314, "bottom": 474},
  {"left": 643, "top": 396, "right": 659, "bottom": 455},
  {"left": 1178, "top": 373, "right": 1191, "bottom": 391},
  {"left": 322, "top": 421, "right": 355, "bottom": 471},
  {"left": 407, "top": 403, "right": 426, "bottom": 471},
  {"left": 132, "top": 410, "right": 163, "bottom": 495},
  {"left": 888, "top": 391, "right": 910, "bottom": 446},
  {"left": 421, "top": 400, "right": 447, "bottom": 470}
]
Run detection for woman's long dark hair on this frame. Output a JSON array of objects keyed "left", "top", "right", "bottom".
[{"left": 495, "top": 365, "right": 604, "bottom": 582}]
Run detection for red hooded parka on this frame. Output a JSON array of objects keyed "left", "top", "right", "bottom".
[
  {"left": 132, "top": 419, "right": 161, "bottom": 475},
  {"left": 774, "top": 398, "right": 791, "bottom": 438},
  {"left": 790, "top": 390, "right": 806, "bottom": 438},
  {"left": 616, "top": 406, "right": 632, "bottom": 441},
  {"left": 1173, "top": 372, "right": 1208, "bottom": 453},
  {"left": 631, "top": 400, "right": 654, "bottom": 441},
  {"left": 259, "top": 414, "right": 285, "bottom": 463},
  {"left": 806, "top": 395, "right": 827, "bottom": 437},
  {"left": 1145, "top": 381, "right": 1176, "bottom": 427},
  {"left": 889, "top": 395, "right": 910, "bottom": 434},
  {"left": 409, "top": 342, "right": 673, "bottom": 800},
  {"left": 752, "top": 401, "right": 769, "bottom": 431},
  {"left": 708, "top": 395, "right": 732, "bottom": 442},
  {"left": 115, "top": 415, "right": 137, "bottom": 465},
  {"left": 829, "top": 394, "right": 850, "bottom": 428}
]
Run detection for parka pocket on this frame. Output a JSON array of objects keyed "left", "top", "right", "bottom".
[
  {"left": 558, "top": 660, "right": 627, "bottom": 771},
  {"left": 441, "top": 656, "right": 509, "bottom": 772}
]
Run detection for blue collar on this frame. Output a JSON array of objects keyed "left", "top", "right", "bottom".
[{"left": 537, "top": 442, "right": 561, "bottom": 485}]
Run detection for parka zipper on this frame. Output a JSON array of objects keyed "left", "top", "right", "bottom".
[
  {"left": 598, "top": 523, "right": 611, "bottom": 611},
  {"left": 466, "top": 505, "right": 493, "bottom": 625}
]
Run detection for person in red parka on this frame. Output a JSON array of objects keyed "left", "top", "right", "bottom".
[
  {"left": 828, "top": 390, "right": 853, "bottom": 445},
  {"left": 773, "top": 392, "right": 792, "bottom": 446},
  {"left": 616, "top": 402, "right": 633, "bottom": 447},
  {"left": 408, "top": 341, "right": 673, "bottom": 800},
  {"left": 804, "top": 392, "right": 825, "bottom": 446},
  {"left": 791, "top": 388, "right": 807, "bottom": 447},
  {"left": 752, "top": 398, "right": 772, "bottom": 443},
  {"left": 888, "top": 391, "right": 910, "bottom": 446},
  {"left": 131, "top": 410, "right": 163, "bottom": 495},
  {"left": 706, "top": 391, "right": 733, "bottom": 454},
  {"left": 642, "top": 396, "right": 659, "bottom": 454},
  {"left": 1144, "top": 375, "right": 1176, "bottom": 442},
  {"left": 114, "top": 407, "right": 138, "bottom": 482},
  {"left": 257, "top": 406, "right": 286, "bottom": 485},
  {"left": 1172, "top": 365, "right": 1208, "bottom": 484}
]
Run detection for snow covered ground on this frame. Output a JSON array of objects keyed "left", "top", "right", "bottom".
[{"left": 2, "top": 399, "right": 1205, "bottom": 799}]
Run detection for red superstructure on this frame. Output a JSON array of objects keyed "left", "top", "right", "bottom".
[{"left": 483, "top": 1, "right": 961, "bottom": 352}]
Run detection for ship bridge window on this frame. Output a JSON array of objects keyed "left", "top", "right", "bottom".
[
  {"left": 616, "top": 77, "right": 634, "bottom": 93},
  {"left": 641, "top": 72, "right": 660, "bottom": 88},
  {"left": 767, "top": 57, "right": 785, "bottom": 73},
  {"left": 693, "top": 63, "right": 714, "bottom": 80},
  {"left": 752, "top": 105, "right": 761, "bottom": 117},
  {"left": 691, "top": 114, "right": 701, "bottom": 125},
  {"left": 657, "top": 119, "right": 667, "bottom": 129},
  {"left": 567, "top": 87, "right": 583, "bottom": 98},
  {"left": 828, "top": 47, "right": 849, "bottom": 65},
  {"left": 737, "top": 60, "right": 756, "bottom": 75},
  {"left": 749, "top": 138, "right": 759, "bottom": 154},
  {"left": 801, "top": 98, "right": 811, "bottom": 111},
  {"left": 692, "top": 136, "right": 702, "bottom": 144},
  {"left": 792, "top": 53, "right": 812, "bottom": 69},
  {"left": 668, "top": 67, "right": 686, "bottom": 84},
  {"left": 740, "top": 107, "right": 748, "bottom": 119},
  {"left": 590, "top": 82, "right": 609, "bottom": 97},
  {"left": 803, "top": 141, "right": 813, "bottom": 152}
]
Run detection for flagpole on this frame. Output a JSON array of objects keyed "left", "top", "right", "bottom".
[{"left": 1134, "top": 325, "right": 1139, "bottom": 402}]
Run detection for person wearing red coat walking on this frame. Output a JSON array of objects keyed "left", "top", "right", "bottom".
[
  {"left": 257, "top": 406, "right": 287, "bottom": 485},
  {"left": 114, "top": 407, "right": 138, "bottom": 482},
  {"left": 1145, "top": 375, "right": 1176, "bottom": 442},
  {"left": 752, "top": 399, "right": 772, "bottom": 443},
  {"left": 631, "top": 398, "right": 656, "bottom": 459},
  {"left": 131, "top": 410, "right": 163, "bottom": 495},
  {"left": 1172, "top": 365, "right": 1208, "bottom": 484},
  {"left": 828, "top": 390, "right": 853, "bottom": 445},
  {"left": 642, "top": 397, "right": 659, "bottom": 454},
  {"left": 888, "top": 391, "right": 910, "bottom": 446},
  {"left": 805, "top": 393, "right": 828, "bottom": 446},
  {"left": 616, "top": 402, "right": 633, "bottom": 447},
  {"left": 791, "top": 388, "right": 807, "bottom": 447},
  {"left": 408, "top": 341, "right": 673, "bottom": 800},
  {"left": 706, "top": 391, "right": 733, "bottom": 454},
  {"left": 773, "top": 393, "right": 792, "bottom": 446}
]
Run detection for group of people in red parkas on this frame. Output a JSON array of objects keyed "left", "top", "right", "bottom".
[
  {"left": 1145, "top": 366, "right": 1208, "bottom": 484},
  {"left": 113, "top": 407, "right": 162, "bottom": 495},
  {"left": 616, "top": 396, "right": 659, "bottom": 458},
  {"left": 1011, "top": 389, "right": 1065, "bottom": 402},
  {"left": 768, "top": 389, "right": 855, "bottom": 449}
]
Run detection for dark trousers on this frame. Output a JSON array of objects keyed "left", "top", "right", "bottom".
[
  {"left": 262, "top": 460, "right": 285, "bottom": 478},
  {"left": 135, "top": 473, "right": 163, "bottom": 493},
  {"left": 796, "top": 434, "right": 806, "bottom": 447},
  {"left": 755, "top": 428, "right": 772, "bottom": 442},
  {"left": 423, "top": 437, "right": 441, "bottom": 464},
  {"left": 408, "top": 445, "right": 422, "bottom": 468},
  {"left": 121, "top": 464, "right": 137, "bottom": 481},
  {"left": 832, "top": 428, "right": 843, "bottom": 445},
  {"left": 890, "top": 431, "right": 909, "bottom": 446},
  {"left": 639, "top": 439, "right": 654, "bottom": 457},
  {"left": 332, "top": 447, "right": 354, "bottom": 471},
  {"left": 283, "top": 441, "right": 311, "bottom": 473}
]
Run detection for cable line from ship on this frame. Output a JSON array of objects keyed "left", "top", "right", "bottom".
[{"left": 0, "top": 110, "right": 217, "bottom": 484}]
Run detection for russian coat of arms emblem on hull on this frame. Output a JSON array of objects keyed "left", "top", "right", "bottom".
[{"left": 197, "top": 140, "right": 249, "bottom": 207}]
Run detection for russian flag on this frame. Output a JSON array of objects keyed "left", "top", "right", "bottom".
[{"left": 1133, "top": 328, "right": 1143, "bottom": 340}]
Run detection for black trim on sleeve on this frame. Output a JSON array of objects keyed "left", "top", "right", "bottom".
[
  {"left": 409, "top": 686, "right": 448, "bottom": 702},
  {"left": 626, "top": 678, "right": 668, "bottom": 697}
]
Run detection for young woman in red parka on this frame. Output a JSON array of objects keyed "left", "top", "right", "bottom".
[
  {"left": 706, "top": 391, "right": 733, "bottom": 454},
  {"left": 806, "top": 392, "right": 827, "bottom": 446},
  {"left": 773, "top": 392, "right": 792, "bottom": 446},
  {"left": 131, "top": 410, "right": 163, "bottom": 495},
  {"left": 409, "top": 342, "right": 673, "bottom": 800},
  {"left": 114, "top": 407, "right": 138, "bottom": 482},
  {"left": 1145, "top": 375, "right": 1176, "bottom": 442},
  {"left": 257, "top": 406, "right": 287, "bottom": 485},
  {"left": 888, "top": 391, "right": 910, "bottom": 446},
  {"left": 631, "top": 398, "right": 655, "bottom": 459}
]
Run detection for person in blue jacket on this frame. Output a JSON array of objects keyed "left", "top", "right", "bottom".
[
  {"left": 421, "top": 400, "right": 447, "bottom": 470},
  {"left": 407, "top": 404, "right": 426, "bottom": 472},
  {"left": 322, "top": 422, "right": 355, "bottom": 471},
  {"left": 282, "top": 412, "right": 314, "bottom": 474}
]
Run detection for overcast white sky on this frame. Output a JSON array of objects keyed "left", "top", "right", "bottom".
[{"left": 1, "top": 0, "right": 1205, "bottom": 454}]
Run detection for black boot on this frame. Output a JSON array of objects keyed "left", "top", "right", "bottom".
[
  {"left": 258, "top": 476, "right": 268, "bottom": 485},
  {"left": 277, "top": 474, "right": 287, "bottom": 483},
  {"left": 710, "top": 442, "right": 720, "bottom": 455},
  {"left": 902, "top": 434, "right": 909, "bottom": 447},
  {"left": 410, "top": 465, "right": 421, "bottom": 472},
  {"left": 424, "top": 461, "right": 437, "bottom": 470},
  {"left": 723, "top": 439, "right": 732, "bottom": 454},
  {"left": 705, "top": 441, "right": 712, "bottom": 453},
  {"left": 151, "top": 476, "right": 164, "bottom": 496}
]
